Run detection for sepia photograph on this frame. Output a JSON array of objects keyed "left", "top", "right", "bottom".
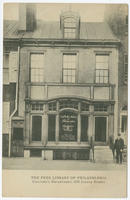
[{"left": 2, "top": 2, "right": 128, "bottom": 198}]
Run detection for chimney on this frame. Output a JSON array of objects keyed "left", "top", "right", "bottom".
[{"left": 19, "top": 3, "right": 36, "bottom": 32}]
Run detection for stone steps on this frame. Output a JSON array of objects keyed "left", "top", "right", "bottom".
[{"left": 94, "top": 146, "right": 114, "bottom": 163}]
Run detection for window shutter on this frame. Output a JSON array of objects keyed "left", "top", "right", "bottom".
[{"left": 9, "top": 52, "right": 18, "bottom": 82}]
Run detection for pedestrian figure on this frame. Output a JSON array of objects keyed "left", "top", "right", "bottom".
[{"left": 114, "top": 134, "right": 124, "bottom": 164}]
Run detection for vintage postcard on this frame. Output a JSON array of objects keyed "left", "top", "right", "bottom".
[{"left": 2, "top": 2, "right": 128, "bottom": 198}]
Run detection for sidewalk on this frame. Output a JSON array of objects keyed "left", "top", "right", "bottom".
[{"left": 2, "top": 158, "right": 127, "bottom": 170}]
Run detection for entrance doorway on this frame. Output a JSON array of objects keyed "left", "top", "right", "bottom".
[
  {"left": 11, "top": 128, "right": 24, "bottom": 157},
  {"left": 95, "top": 117, "right": 107, "bottom": 142}
]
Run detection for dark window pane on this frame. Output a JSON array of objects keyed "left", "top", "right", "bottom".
[
  {"left": 48, "top": 115, "right": 56, "bottom": 141},
  {"left": 32, "top": 116, "right": 42, "bottom": 141},
  {"left": 121, "top": 116, "right": 127, "bottom": 133},
  {"left": 81, "top": 116, "right": 88, "bottom": 141},
  {"left": 81, "top": 103, "right": 89, "bottom": 111}
]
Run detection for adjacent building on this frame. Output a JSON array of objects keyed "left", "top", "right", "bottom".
[
  {"left": 105, "top": 4, "right": 128, "bottom": 145},
  {"left": 3, "top": 4, "right": 120, "bottom": 159}
]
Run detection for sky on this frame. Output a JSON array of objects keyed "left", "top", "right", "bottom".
[{"left": 3, "top": 3, "right": 106, "bottom": 22}]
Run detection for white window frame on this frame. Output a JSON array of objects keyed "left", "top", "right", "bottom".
[
  {"left": 30, "top": 53, "right": 44, "bottom": 82},
  {"left": 63, "top": 17, "right": 77, "bottom": 39},
  {"left": 62, "top": 53, "right": 77, "bottom": 83},
  {"left": 95, "top": 54, "right": 109, "bottom": 84}
]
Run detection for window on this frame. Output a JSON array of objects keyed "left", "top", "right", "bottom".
[
  {"left": 94, "top": 104, "right": 108, "bottom": 112},
  {"left": 59, "top": 111, "right": 77, "bottom": 141},
  {"left": 59, "top": 99, "right": 78, "bottom": 110},
  {"left": 124, "top": 54, "right": 128, "bottom": 83},
  {"left": 81, "top": 103, "right": 89, "bottom": 111},
  {"left": 48, "top": 115, "right": 56, "bottom": 141},
  {"left": 9, "top": 52, "right": 18, "bottom": 83},
  {"left": 31, "top": 54, "right": 44, "bottom": 82},
  {"left": 121, "top": 115, "right": 127, "bottom": 133},
  {"left": 32, "top": 116, "right": 42, "bottom": 141},
  {"left": 81, "top": 116, "right": 88, "bottom": 141},
  {"left": 31, "top": 103, "right": 44, "bottom": 111},
  {"left": 3, "top": 53, "right": 9, "bottom": 84},
  {"left": 96, "top": 55, "right": 109, "bottom": 83},
  {"left": 64, "top": 17, "right": 76, "bottom": 39},
  {"left": 48, "top": 102, "right": 56, "bottom": 111},
  {"left": 63, "top": 54, "right": 76, "bottom": 83}
]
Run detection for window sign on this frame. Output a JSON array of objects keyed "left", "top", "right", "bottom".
[{"left": 60, "top": 111, "right": 77, "bottom": 141}]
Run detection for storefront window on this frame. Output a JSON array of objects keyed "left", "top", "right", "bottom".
[
  {"left": 59, "top": 111, "right": 77, "bottom": 141},
  {"left": 81, "top": 115, "right": 88, "bottom": 141},
  {"left": 48, "top": 115, "right": 56, "bottom": 141},
  {"left": 32, "top": 116, "right": 42, "bottom": 141}
]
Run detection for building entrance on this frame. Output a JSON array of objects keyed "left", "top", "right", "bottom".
[
  {"left": 95, "top": 117, "right": 106, "bottom": 142},
  {"left": 11, "top": 128, "right": 24, "bottom": 157}
]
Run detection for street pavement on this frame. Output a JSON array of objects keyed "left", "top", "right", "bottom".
[{"left": 2, "top": 158, "right": 127, "bottom": 170}]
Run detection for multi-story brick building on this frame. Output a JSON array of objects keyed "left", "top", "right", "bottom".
[{"left": 3, "top": 4, "right": 120, "bottom": 160}]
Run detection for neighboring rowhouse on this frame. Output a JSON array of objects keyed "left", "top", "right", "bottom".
[
  {"left": 3, "top": 4, "right": 120, "bottom": 160},
  {"left": 105, "top": 4, "right": 128, "bottom": 146}
]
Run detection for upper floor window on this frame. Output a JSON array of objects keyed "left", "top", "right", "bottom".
[
  {"left": 3, "top": 53, "right": 9, "bottom": 84},
  {"left": 95, "top": 55, "right": 109, "bottom": 83},
  {"left": 124, "top": 54, "right": 128, "bottom": 83},
  {"left": 63, "top": 53, "right": 76, "bottom": 83},
  {"left": 30, "top": 53, "right": 44, "bottom": 82},
  {"left": 64, "top": 17, "right": 76, "bottom": 39}
]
